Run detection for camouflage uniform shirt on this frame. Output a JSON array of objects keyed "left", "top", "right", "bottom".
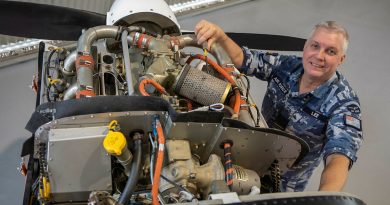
[{"left": 240, "top": 47, "right": 363, "bottom": 191}]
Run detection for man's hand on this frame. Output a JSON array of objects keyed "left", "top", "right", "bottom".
[
  {"left": 319, "top": 154, "right": 350, "bottom": 191},
  {"left": 194, "top": 20, "right": 244, "bottom": 67},
  {"left": 195, "top": 20, "right": 228, "bottom": 50}
]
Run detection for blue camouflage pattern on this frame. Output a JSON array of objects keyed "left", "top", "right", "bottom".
[{"left": 240, "top": 47, "right": 363, "bottom": 192}]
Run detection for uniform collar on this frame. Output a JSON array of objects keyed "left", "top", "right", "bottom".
[
  {"left": 311, "top": 72, "right": 337, "bottom": 98},
  {"left": 290, "top": 68, "right": 338, "bottom": 99},
  {"left": 310, "top": 72, "right": 338, "bottom": 99}
]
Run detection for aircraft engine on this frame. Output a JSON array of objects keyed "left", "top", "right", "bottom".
[{"left": 22, "top": 1, "right": 309, "bottom": 204}]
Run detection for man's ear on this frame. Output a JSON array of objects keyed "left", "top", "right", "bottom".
[{"left": 339, "top": 54, "right": 346, "bottom": 66}]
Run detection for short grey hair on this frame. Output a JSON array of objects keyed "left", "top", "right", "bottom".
[{"left": 309, "top": 21, "right": 349, "bottom": 53}]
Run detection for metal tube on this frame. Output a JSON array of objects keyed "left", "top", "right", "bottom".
[
  {"left": 63, "top": 83, "right": 78, "bottom": 100},
  {"left": 77, "top": 26, "right": 120, "bottom": 53},
  {"left": 175, "top": 34, "right": 232, "bottom": 65},
  {"left": 116, "top": 144, "right": 133, "bottom": 176},
  {"left": 75, "top": 26, "right": 121, "bottom": 98},
  {"left": 121, "top": 30, "right": 134, "bottom": 95},
  {"left": 62, "top": 50, "right": 77, "bottom": 76}
]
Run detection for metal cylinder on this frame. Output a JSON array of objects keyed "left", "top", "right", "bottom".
[
  {"left": 231, "top": 165, "right": 261, "bottom": 195},
  {"left": 174, "top": 65, "right": 231, "bottom": 106},
  {"left": 116, "top": 145, "right": 133, "bottom": 175}
]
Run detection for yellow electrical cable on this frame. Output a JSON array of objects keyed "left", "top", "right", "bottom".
[
  {"left": 39, "top": 187, "right": 44, "bottom": 199},
  {"left": 43, "top": 177, "right": 49, "bottom": 199},
  {"left": 45, "top": 179, "right": 51, "bottom": 199}
]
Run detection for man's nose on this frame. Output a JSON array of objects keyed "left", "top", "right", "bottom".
[{"left": 315, "top": 49, "right": 326, "bottom": 60}]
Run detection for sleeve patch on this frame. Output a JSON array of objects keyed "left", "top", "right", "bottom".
[
  {"left": 344, "top": 115, "right": 361, "bottom": 130},
  {"left": 347, "top": 104, "right": 361, "bottom": 114}
]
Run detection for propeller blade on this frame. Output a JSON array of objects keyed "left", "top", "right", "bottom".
[
  {"left": 182, "top": 31, "right": 306, "bottom": 51},
  {"left": 0, "top": 1, "right": 106, "bottom": 41},
  {"left": 226, "top": 32, "right": 306, "bottom": 51}
]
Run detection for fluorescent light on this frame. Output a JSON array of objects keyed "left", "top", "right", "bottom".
[{"left": 170, "top": 0, "right": 225, "bottom": 13}]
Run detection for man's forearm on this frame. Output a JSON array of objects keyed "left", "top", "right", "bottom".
[
  {"left": 319, "top": 154, "right": 350, "bottom": 191},
  {"left": 218, "top": 35, "right": 244, "bottom": 68}
]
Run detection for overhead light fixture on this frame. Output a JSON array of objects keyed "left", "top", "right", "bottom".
[{"left": 170, "top": 0, "right": 225, "bottom": 13}]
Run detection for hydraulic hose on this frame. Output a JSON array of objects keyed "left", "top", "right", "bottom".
[
  {"left": 152, "top": 119, "right": 165, "bottom": 205},
  {"left": 118, "top": 133, "right": 143, "bottom": 205},
  {"left": 139, "top": 79, "right": 168, "bottom": 96},
  {"left": 223, "top": 142, "right": 234, "bottom": 190}
]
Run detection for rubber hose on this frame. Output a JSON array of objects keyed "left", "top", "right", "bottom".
[{"left": 118, "top": 138, "right": 142, "bottom": 204}]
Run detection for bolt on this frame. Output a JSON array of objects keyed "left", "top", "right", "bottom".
[{"left": 171, "top": 168, "right": 178, "bottom": 177}]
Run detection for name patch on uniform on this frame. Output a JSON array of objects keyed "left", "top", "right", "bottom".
[
  {"left": 303, "top": 107, "right": 328, "bottom": 122},
  {"left": 272, "top": 76, "right": 288, "bottom": 94},
  {"left": 347, "top": 104, "right": 361, "bottom": 114},
  {"left": 344, "top": 115, "right": 361, "bottom": 130}
]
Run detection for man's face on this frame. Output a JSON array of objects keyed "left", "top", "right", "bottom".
[{"left": 302, "top": 27, "right": 346, "bottom": 82}]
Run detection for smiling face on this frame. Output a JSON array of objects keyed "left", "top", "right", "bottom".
[{"left": 302, "top": 27, "right": 346, "bottom": 83}]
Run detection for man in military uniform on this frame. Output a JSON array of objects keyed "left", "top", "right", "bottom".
[{"left": 194, "top": 20, "right": 363, "bottom": 192}]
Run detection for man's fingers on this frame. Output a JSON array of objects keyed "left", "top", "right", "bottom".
[
  {"left": 195, "top": 20, "right": 222, "bottom": 49},
  {"left": 196, "top": 26, "right": 212, "bottom": 44},
  {"left": 208, "top": 38, "right": 216, "bottom": 50},
  {"left": 195, "top": 19, "right": 208, "bottom": 34},
  {"left": 202, "top": 28, "right": 217, "bottom": 49}
]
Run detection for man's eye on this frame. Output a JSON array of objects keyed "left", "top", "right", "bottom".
[
  {"left": 311, "top": 44, "right": 319, "bottom": 49},
  {"left": 327, "top": 49, "right": 337, "bottom": 55}
]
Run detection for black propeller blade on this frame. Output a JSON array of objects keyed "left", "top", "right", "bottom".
[
  {"left": 0, "top": 1, "right": 106, "bottom": 41},
  {"left": 226, "top": 32, "right": 306, "bottom": 51},
  {"left": 183, "top": 31, "right": 306, "bottom": 51},
  {"left": 0, "top": 1, "right": 305, "bottom": 51}
]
